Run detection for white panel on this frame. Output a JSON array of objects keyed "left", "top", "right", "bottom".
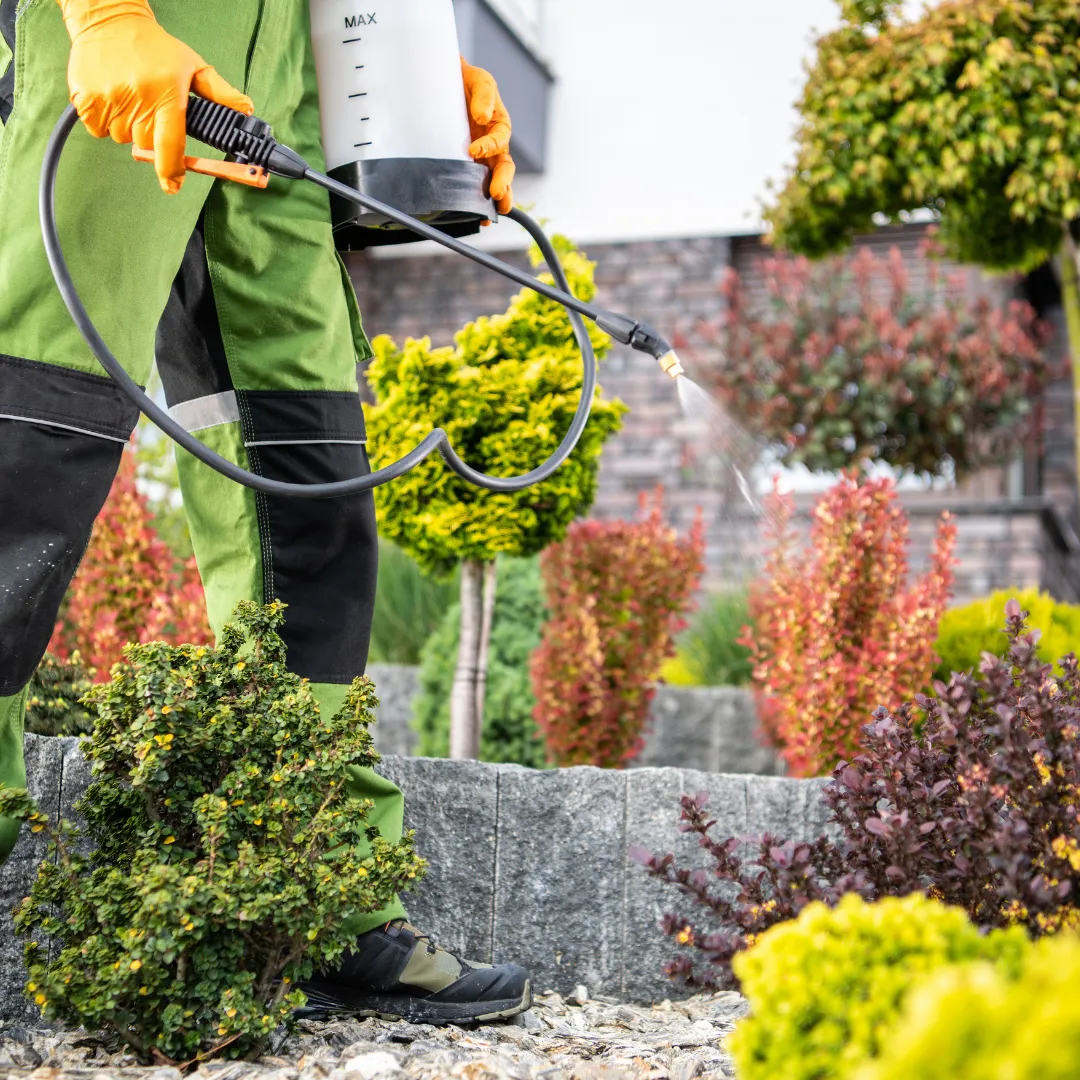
[{"left": 310, "top": 0, "right": 473, "bottom": 171}]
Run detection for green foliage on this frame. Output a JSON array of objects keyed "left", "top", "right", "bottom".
[
  {"left": 935, "top": 587, "right": 1080, "bottom": 681},
  {"left": 729, "top": 893, "right": 1029, "bottom": 1080},
  {"left": 0, "top": 601, "right": 423, "bottom": 1064},
  {"left": 414, "top": 557, "right": 547, "bottom": 768},
  {"left": 24, "top": 653, "right": 94, "bottom": 736},
  {"left": 766, "top": 0, "right": 1080, "bottom": 272},
  {"left": 369, "top": 540, "right": 457, "bottom": 666},
  {"left": 858, "top": 934, "right": 1080, "bottom": 1080},
  {"left": 661, "top": 590, "right": 752, "bottom": 687},
  {"left": 365, "top": 236, "right": 626, "bottom": 578}
]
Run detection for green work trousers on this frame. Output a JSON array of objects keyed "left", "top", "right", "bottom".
[{"left": 0, "top": 0, "right": 407, "bottom": 934}]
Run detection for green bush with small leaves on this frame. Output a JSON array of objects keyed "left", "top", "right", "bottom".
[
  {"left": 934, "top": 588, "right": 1080, "bottom": 682},
  {"left": 858, "top": 933, "right": 1080, "bottom": 1080},
  {"left": 729, "top": 893, "right": 1029, "bottom": 1080},
  {"left": 0, "top": 601, "right": 423, "bottom": 1065},
  {"left": 661, "top": 590, "right": 752, "bottom": 687},
  {"left": 24, "top": 652, "right": 95, "bottom": 736},
  {"left": 414, "top": 556, "right": 547, "bottom": 768}
]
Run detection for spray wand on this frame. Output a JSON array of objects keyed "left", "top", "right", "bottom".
[{"left": 41, "top": 99, "right": 684, "bottom": 499}]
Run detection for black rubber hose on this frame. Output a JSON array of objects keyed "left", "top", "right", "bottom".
[{"left": 40, "top": 105, "right": 598, "bottom": 498}]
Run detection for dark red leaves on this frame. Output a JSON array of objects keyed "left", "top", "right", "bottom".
[
  {"left": 692, "top": 246, "right": 1050, "bottom": 478},
  {"left": 637, "top": 602, "right": 1080, "bottom": 990}
]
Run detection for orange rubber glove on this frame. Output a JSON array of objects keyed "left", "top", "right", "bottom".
[
  {"left": 58, "top": 0, "right": 252, "bottom": 194},
  {"left": 461, "top": 58, "right": 515, "bottom": 215}
]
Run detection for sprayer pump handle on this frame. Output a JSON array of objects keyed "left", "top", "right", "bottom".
[{"left": 183, "top": 96, "right": 310, "bottom": 180}]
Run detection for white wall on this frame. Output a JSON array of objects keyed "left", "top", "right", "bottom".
[{"left": 487, "top": 0, "right": 842, "bottom": 249}]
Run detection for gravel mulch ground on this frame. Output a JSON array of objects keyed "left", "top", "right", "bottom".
[{"left": 0, "top": 989, "right": 746, "bottom": 1080}]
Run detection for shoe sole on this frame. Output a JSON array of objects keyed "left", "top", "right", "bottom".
[{"left": 294, "top": 978, "right": 532, "bottom": 1027}]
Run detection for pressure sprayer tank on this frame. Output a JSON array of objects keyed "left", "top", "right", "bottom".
[{"left": 309, "top": 0, "right": 497, "bottom": 249}]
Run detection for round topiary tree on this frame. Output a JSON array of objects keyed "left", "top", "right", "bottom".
[{"left": 365, "top": 236, "right": 626, "bottom": 759}]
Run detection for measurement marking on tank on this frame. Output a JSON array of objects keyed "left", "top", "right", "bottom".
[
  {"left": 345, "top": 14, "right": 377, "bottom": 27},
  {"left": 342, "top": 36, "right": 362, "bottom": 43},
  {"left": 355, "top": 65, "right": 365, "bottom": 69},
  {"left": 359, "top": 117, "right": 370, "bottom": 122},
  {"left": 349, "top": 92, "right": 367, "bottom": 98},
  {"left": 354, "top": 141, "right": 373, "bottom": 147}
]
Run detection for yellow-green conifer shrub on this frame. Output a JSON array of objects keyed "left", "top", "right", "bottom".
[
  {"left": 365, "top": 237, "right": 626, "bottom": 577},
  {"left": 857, "top": 934, "right": 1080, "bottom": 1080},
  {"left": 934, "top": 589, "right": 1080, "bottom": 682},
  {"left": 728, "top": 893, "right": 1028, "bottom": 1080}
]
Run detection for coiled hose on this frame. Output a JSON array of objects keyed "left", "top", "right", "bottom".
[{"left": 40, "top": 101, "right": 680, "bottom": 498}]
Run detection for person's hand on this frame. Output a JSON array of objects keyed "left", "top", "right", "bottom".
[
  {"left": 59, "top": 0, "right": 253, "bottom": 193},
  {"left": 460, "top": 58, "right": 515, "bottom": 215}
]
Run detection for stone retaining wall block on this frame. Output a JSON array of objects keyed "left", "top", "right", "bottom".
[{"left": 0, "top": 737, "right": 837, "bottom": 1020}]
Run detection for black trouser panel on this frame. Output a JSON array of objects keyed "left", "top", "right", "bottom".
[
  {"left": 0, "top": 0, "right": 15, "bottom": 126},
  {"left": 0, "top": 355, "right": 137, "bottom": 694}
]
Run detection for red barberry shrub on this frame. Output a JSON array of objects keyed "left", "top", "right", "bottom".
[
  {"left": 49, "top": 452, "right": 211, "bottom": 678},
  {"left": 696, "top": 244, "right": 1050, "bottom": 478},
  {"left": 742, "top": 473, "right": 956, "bottom": 776},
  {"left": 631, "top": 797, "right": 862, "bottom": 990},
  {"left": 158, "top": 555, "right": 215, "bottom": 646},
  {"left": 632, "top": 600, "right": 1080, "bottom": 990},
  {"left": 531, "top": 490, "right": 705, "bottom": 767}
]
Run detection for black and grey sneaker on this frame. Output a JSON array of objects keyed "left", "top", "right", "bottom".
[{"left": 297, "top": 920, "right": 532, "bottom": 1025}]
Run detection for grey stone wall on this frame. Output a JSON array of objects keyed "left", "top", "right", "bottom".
[
  {"left": 0, "top": 735, "right": 829, "bottom": 1022},
  {"left": 632, "top": 687, "right": 782, "bottom": 776},
  {"left": 366, "top": 664, "right": 423, "bottom": 758},
  {"left": 362, "top": 666, "right": 782, "bottom": 776}
]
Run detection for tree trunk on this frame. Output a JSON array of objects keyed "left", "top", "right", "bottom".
[
  {"left": 474, "top": 560, "right": 499, "bottom": 737},
  {"left": 1062, "top": 223, "right": 1080, "bottom": 509},
  {"left": 450, "top": 559, "right": 484, "bottom": 760}
]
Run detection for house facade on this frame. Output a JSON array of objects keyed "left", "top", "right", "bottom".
[{"left": 346, "top": 0, "right": 1080, "bottom": 605}]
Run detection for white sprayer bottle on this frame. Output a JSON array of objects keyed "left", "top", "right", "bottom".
[{"left": 309, "top": 0, "right": 497, "bottom": 248}]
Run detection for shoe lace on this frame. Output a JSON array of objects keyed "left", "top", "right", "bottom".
[
  {"left": 385, "top": 918, "right": 437, "bottom": 956},
  {"left": 385, "top": 918, "right": 464, "bottom": 962}
]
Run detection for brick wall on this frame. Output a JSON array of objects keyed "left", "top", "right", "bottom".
[{"left": 344, "top": 224, "right": 1079, "bottom": 605}]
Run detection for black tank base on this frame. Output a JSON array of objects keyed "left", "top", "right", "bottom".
[{"left": 330, "top": 157, "right": 497, "bottom": 251}]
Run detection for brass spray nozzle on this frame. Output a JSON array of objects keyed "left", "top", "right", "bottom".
[{"left": 657, "top": 350, "right": 684, "bottom": 380}]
